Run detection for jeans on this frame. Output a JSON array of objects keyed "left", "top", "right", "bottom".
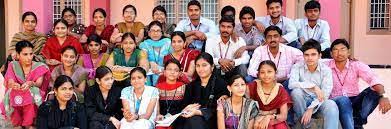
[
  {"left": 291, "top": 88, "right": 339, "bottom": 129},
  {"left": 332, "top": 87, "right": 381, "bottom": 129},
  {"left": 287, "top": 41, "right": 302, "bottom": 49}
]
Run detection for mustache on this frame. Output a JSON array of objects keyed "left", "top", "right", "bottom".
[{"left": 221, "top": 32, "right": 229, "bottom": 35}]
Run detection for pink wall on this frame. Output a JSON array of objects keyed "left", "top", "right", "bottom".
[
  {"left": 22, "top": 0, "right": 53, "bottom": 34},
  {"left": 318, "top": 0, "right": 341, "bottom": 41},
  {"left": 90, "top": 0, "right": 110, "bottom": 25}
]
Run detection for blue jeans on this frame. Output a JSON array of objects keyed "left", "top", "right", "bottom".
[
  {"left": 332, "top": 87, "right": 381, "bottom": 129},
  {"left": 287, "top": 41, "right": 302, "bottom": 49},
  {"left": 291, "top": 88, "right": 339, "bottom": 129}
]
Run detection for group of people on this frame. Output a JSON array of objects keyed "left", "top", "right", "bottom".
[{"left": 0, "top": 0, "right": 390, "bottom": 129}]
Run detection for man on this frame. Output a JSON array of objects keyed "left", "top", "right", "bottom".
[
  {"left": 247, "top": 25, "right": 303, "bottom": 88},
  {"left": 205, "top": 16, "right": 249, "bottom": 79},
  {"left": 174, "top": 0, "right": 218, "bottom": 51},
  {"left": 256, "top": 0, "right": 299, "bottom": 48},
  {"left": 234, "top": 6, "right": 264, "bottom": 57},
  {"left": 295, "top": 0, "right": 331, "bottom": 58},
  {"left": 220, "top": 5, "right": 235, "bottom": 19},
  {"left": 289, "top": 39, "right": 339, "bottom": 129},
  {"left": 325, "top": 39, "right": 391, "bottom": 129}
]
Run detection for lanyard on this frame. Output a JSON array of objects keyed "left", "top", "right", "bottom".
[
  {"left": 267, "top": 46, "right": 281, "bottom": 69},
  {"left": 153, "top": 46, "right": 162, "bottom": 64},
  {"left": 133, "top": 91, "right": 143, "bottom": 114},
  {"left": 190, "top": 23, "right": 201, "bottom": 31},
  {"left": 230, "top": 97, "right": 244, "bottom": 129},
  {"left": 306, "top": 24, "right": 319, "bottom": 39},
  {"left": 333, "top": 63, "right": 351, "bottom": 87},
  {"left": 219, "top": 41, "right": 231, "bottom": 59}
]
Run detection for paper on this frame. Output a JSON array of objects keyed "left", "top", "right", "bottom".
[{"left": 156, "top": 113, "right": 182, "bottom": 127}]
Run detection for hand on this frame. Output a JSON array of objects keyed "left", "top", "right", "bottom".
[
  {"left": 47, "top": 59, "right": 61, "bottom": 66},
  {"left": 194, "top": 31, "right": 207, "bottom": 41},
  {"left": 122, "top": 108, "right": 136, "bottom": 122},
  {"left": 182, "top": 104, "right": 201, "bottom": 118},
  {"left": 21, "top": 81, "right": 34, "bottom": 90},
  {"left": 109, "top": 117, "right": 121, "bottom": 129},
  {"left": 254, "top": 21, "right": 265, "bottom": 33},
  {"left": 233, "top": 46, "right": 246, "bottom": 59},
  {"left": 257, "top": 115, "right": 271, "bottom": 129},
  {"left": 301, "top": 108, "right": 313, "bottom": 126},
  {"left": 219, "top": 59, "right": 234, "bottom": 72},
  {"left": 151, "top": 63, "right": 160, "bottom": 74},
  {"left": 156, "top": 114, "right": 164, "bottom": 121},
  {"left": 102, "top": 40, "right": 109, "bottom": 46},
  {"left": 217, "top": 95, "right": 228, "bottom": 103},
  {"left": 11, "top": 83, "right": 21, "bottom": 90},
  {"left": 313, "top": 87, "right": 324, "bottom": 102},
  {"left": 230, "top": 32, "right": 239, "bottom": 42},
  {"left": 279, "top": 37, "right": 288, "bottom": 43},
  {"left": 378, "top": 97, "right": 391, "bottom": 114}
]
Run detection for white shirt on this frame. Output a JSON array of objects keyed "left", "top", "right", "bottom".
[
  {"left": 205, "top": 36, "right": 250, "bottom": 67},
  {"left": 256, "top": 15, "right": 298, "bottom": 43},
  {"left": 295, "top": 18, "right": 331, "bottom": 51},
  {"left": 175, "top": 17, "right": 219, "bottom": 50}
]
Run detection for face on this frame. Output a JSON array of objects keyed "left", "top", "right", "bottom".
[
  {"left": 130, "top": 71, "right": 146, "bottom": 88},
  {"left": 223, "top": 11, "right": 235, "bottom": 19},
  {"left": 96, "top": 72, "right": 114, "bottom": 91},
  {"left": 164, "top": 63, "right": 180, "bottom": 82},
  {"left": 303, "top": 48, "right": 321, "bottom": 67},
  {"left": 258, "top": 64, "right": 276, "bottom": 84},
  {"left": 148, "top": 25, "right": 163, "bottom": 40},
  {"left": 17, "top": 47, "right": 34, "bottom": 66},
  {"left": 265, "top": 30, "right": 280, "bottom": 48},
  {"left": 188, "top": 5, "right": 201, "bottom": 20},
  {"left": 240, "top": 14, "right": 254, "bottom": 29},
  {"left": 195, "top": 58, "right": 213, "bottom": 78},
  {"left": 153, "top": 10, "right": 166, "bottom": 24},
  {"left": 55, "top": 82, "right": 74, "bottom": 102},
  {"left": 61, "top": 50, "right": 77, "bottom": 67},
  {"left": 228, "top": 78, "right": 246, "bottom": 97},
  {"left": 54, "top": 22, "right": 68, "bottom": 38},
  {"left": 23, "top": 15, "right": 37, "bottom": 32},
  {"left": 63, "top": 11, "right": 76, "bottom": 25},
  {"left": 171, "top": 35, "right": 185, "bottom": 52},
  {"left": 267, "top": 2, "right": 282, "bottom": 18},
  {"left": 331, "top": 44, "right": 350, "bottom": 62},
  {"left": 88, "top": 41, "right": 101, "bottom": 55},
  {"left": 123, "top": 8, "right": 136, "bottom": 23},
  {"left": 121, "top": 37, "right": 136, "bottom": 53},
  {"left": 93, "top": 11, "right": 106, "bottom": 26},
  {"left": 305, "top": 8, "right": 320, "bottom": 21},
  {"left": 219, "top": 22, "right": 234, "bottom": 37}
]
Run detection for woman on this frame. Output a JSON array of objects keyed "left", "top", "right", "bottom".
[
  {"left": 81, "top": 8, "right": 114, "bottom": 53},
  {"left": 42, "top": 19, "right": 84, "bottom": 70},
  {"left": 36, "top": 75, "right": 87, "bottom": 129},
  {"left": 85, "top": 66, "right": 123, "bottom": 129},
  {"left": 77, "top": 34, "right": 110, "bottom": 86},
  {"left": 120, "top": 67, "right": 159, "bottom": 129},
  {"left": 62, "top": 7, "right": 86, "bottom": 39},
  {"left": 111, "top": 4, "right": 145, "bottom": 45},
  {"left": 140, "top": 21, "right": 172, "bottom": 86},
  {"left": 51, "top": 46, "right": 88, "bottom": 103},
  {"left": 3, "top": 41, "right": 50, "bottom": 129},
  {"left": 217, "top": 75, "right": 259, "bottom": 129},
  {"left": 151, "top": 5, "right": 176, "bottom": 37},
  {"left": 181, "top": 53, "right": 230, "bottom": 129},
  {"left": 106, "top": 32, "right": 149, "bottom": 88},
  {"left": 155, "top": 59, "right": 187, "bottom": 129},
  {"left": 160, "top": 31, "right": 200, "bottom": 83},
  {"left": 8, "top": 11, "right": 46, "bottom": 62},
  {"left": 247, "top": 60, "right": 291, "bottom": 129}
]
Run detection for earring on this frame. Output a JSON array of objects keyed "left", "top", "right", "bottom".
[{"left": 229, "top": 91, "right": 232, "bottom": 96}]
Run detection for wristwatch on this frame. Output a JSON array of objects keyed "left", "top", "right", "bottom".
[
  {"left": 273, "top": 114, "right": 277, "bottom": 119},
  {"left": 136, "top": 114, "right": 140, "bottom": 120}
]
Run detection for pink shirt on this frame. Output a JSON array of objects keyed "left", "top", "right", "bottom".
[
  {"left": 248, "top": 44, "right": 303, "bottom": 80},
  {"left": 325, "top": 59, "right": 383, "bottom": 98}
]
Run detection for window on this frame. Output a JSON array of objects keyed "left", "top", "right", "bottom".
[
  {"left": 53, "top": 0, "right": 84, "bottom": 24},
  {"left": 369, "top": 0, "right": 390, "bottom": 30},
  {"left": 157, "top": 0, "right": 219, "bottom": 25}
]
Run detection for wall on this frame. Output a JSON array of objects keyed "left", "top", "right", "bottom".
[
  {"left": 89, "top": 0, "right": 110, "bottom": 25},
  {"left": 351, "top": 0, "right": 391, "bottom": 65},
  {"left": 22, "top": 0, "right": 53, "bottom": 34},
  {"left": 5, "top": 0, "right": 22, "bottom": 55}
]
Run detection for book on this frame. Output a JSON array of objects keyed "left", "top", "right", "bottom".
[{"left": 156, "top": 113, "right": 182, "bottom": 127}]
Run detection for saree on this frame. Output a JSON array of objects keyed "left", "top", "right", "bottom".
[
  {"left": 3, "top": 61, "right": 50, "bottom": 117},
  {"left": 41, "top": 36, "right": 84, "bottom": 70},
  {"left": 221, "top": 98, "right": 259, "bottom": 129},
  {"left": 77, "top": 53, "right": 110, "bottom": 86},
  {"left": 247, "top": 80, "right": 292, "bottom": 129},
  {"left": 9, "top": 32, "right": 47, "bottom": 61}
]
